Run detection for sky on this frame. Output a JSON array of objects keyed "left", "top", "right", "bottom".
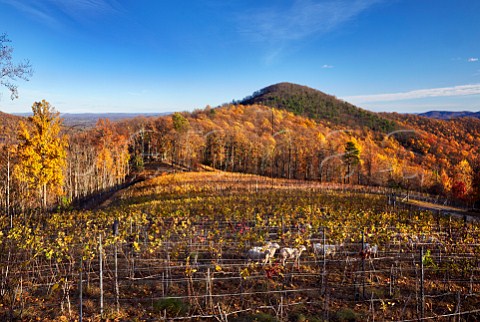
[{"left": 1, "top": 0, "right": 480, "bottom": 114}]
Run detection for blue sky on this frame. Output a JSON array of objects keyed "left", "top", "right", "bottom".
[{"left": 1, "top": 0, "right": 480, "bottom": 114}]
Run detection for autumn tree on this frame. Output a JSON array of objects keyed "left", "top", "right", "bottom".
[
  {"left": 0, "top": 114, "right": 20, "bottom": 225},
  {"left": 171, "top": 112, "right": 190, "bottom": 167},
  {"left": 473, "top": 168, "right": 480, "bottom": 208},
  {"left": 1, "top": 33, "right": 33, "bottom": 100},
  {"left": 15, "top": 100, "right": 67, "bottom": 209},
  {"left": 94, "top": 118, "right": 130, "bottom": 190},
  {"left": 452, "top": 159, "right": 473, "bottom": 204},
  {"left": 65, "top": 130, "right": 98, "bottom": 201},
  {"left": 343, "top": 140, "right": 360, "bottom": 184},
  {"left": 204, "top": 131, "right": 225, "bottom": 169}
]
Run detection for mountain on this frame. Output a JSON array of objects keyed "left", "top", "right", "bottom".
[
  {"left": 418, "top": 110, "right": 480, "bottom": 120},
  {"left": 240, "top": 82, "right": 397, "bottom": 132}
]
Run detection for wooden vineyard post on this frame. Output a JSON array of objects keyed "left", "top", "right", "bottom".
[
  {"left": 323, "top": 289, "right": 330, "bottom": 322},
  {"left": 166, "top": 252, "right": 171, "bottom": 296},
  {"left": 161, "top": 273, "right": 165, "bottom": 297},
  {"left": 99, "top": 234, "right": 104, "bottom": 318},
  {"left": 113, "top": 219, "right": 120, "bottom": 314},
  {"left": 239, "top": 268, "right": 245, "bottom": 310},
  {"left": 448, "top": 215, "right": 452, "bottom": 238},
  {"left": 389, "top": 264, "right": 394, "bottom": 297},
  {"left": 79, "top": 252, "right": 83, "bottom": 322},
  {"left": 206, "top": 267, "right": 214, "bottom": 311},
  {"left": 455, "top": 291, "right": 461, "bottom": 322},
  {"left": 7, "top": 148, "right": 12, "bottom": 229},
  {"left": 321, "top": 226, "right": 326, "bottom": 295},
  {"left": 362, "top": 230, "right": 366, "bottom": 299},
  {"left": 420, "top": 246, "right": 425, "bottom": 320},
  {"left": 279, "top": 295, "right": 284, "bottom": 321},
  {"left": 436, "top": 210, "right": 441, "bottom": 233},
  {"left": 470, "top": 271, "right": 474, "bottom": 295}
]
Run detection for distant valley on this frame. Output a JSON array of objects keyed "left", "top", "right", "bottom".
[{"left": 14, "top": 112, "right": 171, "bottom": 127}]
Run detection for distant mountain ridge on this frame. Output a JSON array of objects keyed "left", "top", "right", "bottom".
[
  {"left": 240, "top": 82, "right": 397, "bottom": 132},
  {"left": 418, "top": 110, "right": 480, "bottom": 120},
  {"left": 14, "top": 112, "right": 171, "bottom": 127},
  {"left": 59, "top": 112, "right": 170, "bottom": 126}
]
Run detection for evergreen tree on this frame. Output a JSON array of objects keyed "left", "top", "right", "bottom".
[{"left": 343, "top": 140, "right": 360, "bottom": 184}]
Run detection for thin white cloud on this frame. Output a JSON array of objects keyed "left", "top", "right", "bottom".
[
  {"left": 51, "top": 0, "right": 122, "bottom": 20},
  {"left": 468, "top": 57, "right": 478, "bottom": 62},
  {"left": 322, "top": 64, "right": 334, "bottom": 69},
  {"left": 238, "top": 0, "right": 381, "bottom": 42},
  {"left": 344, "top": 84, "right": 480, "bottom": 103},
  {"left": 0, "top": 0, "right": 60, "bottom": 27},
  {"left": 1, "top": 0, "right": 121, "bottom": 27},
  {"left": 127, "top": 89, "right": 148, "bottom": 97}
]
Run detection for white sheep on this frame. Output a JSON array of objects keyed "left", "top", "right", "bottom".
[
  {"left": 407, "top": 235, "right": 419, "bottom": 248},
  {"left": 313, "top": 243, "right": 342, "bottom": 258},
  {"left": 247, "top": 242, "right": 280, "bottom": 264},
  {"left": 279, "top": 245, "right": 307, "bottom": 266},
  {"left": 361, "top": 243, "right": 378, "bottom": 258},
  {"left": 421, "top": 235, "right": 443, "bottom": 247},
  {"left": 264, "top": 242, "right": 280, "bottom": 264}
]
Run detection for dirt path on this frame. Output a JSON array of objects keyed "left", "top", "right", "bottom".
[
  {"left": 78, "top": 161, "right": 180, "bottom": 210},
  {"left": 404, "top": 199, "right": 480, "bottom": 222}
]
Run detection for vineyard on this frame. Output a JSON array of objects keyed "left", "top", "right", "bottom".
[{"left": 1, "top": 171, "right": 479, "bottom": 321}]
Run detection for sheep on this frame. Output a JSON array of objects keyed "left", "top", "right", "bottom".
[
  {"left": 247, "top": 242, "right": 280, "bottom": 264},
  {"left": 407, "top": 235, "right": 419, "bottom": 248},
  {"left": 263, "top": 242, "right": 280, "bottom": 264},
  {"left": 392, "top": 232, "right": 410, "bottom": 246},
  {"left": 360, "top": 243, "right": 378, "bottom": 258},
  {"left": 247, "top": 246, "right": 265, "bottom": 260},
  {"left": 313, "top": 243, "right": 343, "bottom": 258},
  {"left": 421, "top": 235, "right": 443, "bottom": 247},
  {"left": 279, "top": 245, "right": 307, "bottom": 266},
  {"left": 406, "top": 235, "right": 442, "bottom": 249}
]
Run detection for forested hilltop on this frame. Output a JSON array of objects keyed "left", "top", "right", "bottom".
[
  {"left": 0, "top": 83, "right": 479, "bottom": 214},
  {"left": 240, "top": 82, "right": 397, "bottom": 132}
]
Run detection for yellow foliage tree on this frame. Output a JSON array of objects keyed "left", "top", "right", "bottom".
[
  {"left": 15, "top": 100, "right": 68, "bottom": 209},
  {"left": 453, "top": 159, "right": 473, "bottom": 190}
]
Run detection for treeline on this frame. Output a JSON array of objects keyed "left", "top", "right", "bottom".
[
  {"left": 1, "top": 101, "right": 479, "bottom": 215},
  {"left": 125, "top": 104, "right": 480, "bottom": 206},
  {"left": 0, "top": 101, "right": 130, "bottom": 215}
]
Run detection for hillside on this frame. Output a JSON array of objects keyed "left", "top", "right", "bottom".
[
  {"left": 0, "top": 111, "right": 22, "bottom": 141},
  {"left": 387, "top": 112, "right": 480, "bottom": 165},
  {"left": 419, "top": 110, "right": 480, "bottom": 120},
  {"left": 1, "top": 88, "right": 479, "bottom": 209},
  {"left": 240, "top": 82, "right": 397, "bottom": 132},
  {"left": 103, "top": 103, "right": 476, "bottom": 204},
  {"left": 0, "top": 110, "right": 22, "bottom": 124}
]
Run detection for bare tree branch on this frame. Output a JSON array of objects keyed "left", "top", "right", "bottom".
[{"left": 0, "top": 33, "right": 34, "bottom": 100}]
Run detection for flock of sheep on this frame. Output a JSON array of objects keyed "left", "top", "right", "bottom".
[
  {"left": 244, "top": 231, "right": 447, "bottom": 268},
  {"left": 246, "top": 241, "right": 379, "bottom": 266}
]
